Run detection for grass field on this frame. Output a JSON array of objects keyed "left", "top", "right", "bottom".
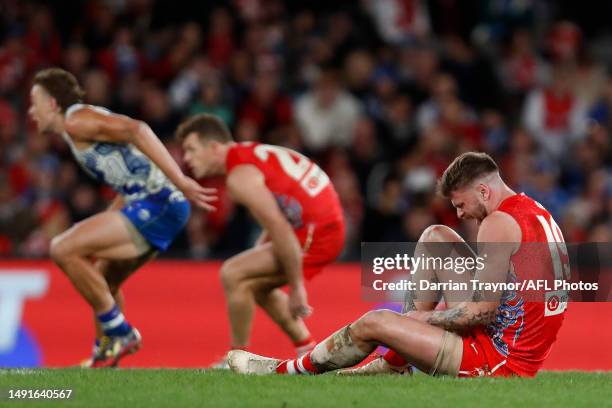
[{"left": 0, "top": 369, "right": 609, "bottom": 407}]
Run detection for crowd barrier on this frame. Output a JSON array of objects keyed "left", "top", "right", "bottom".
[{"left": 0, "top": 260, "right": 610, "bottom": 370}]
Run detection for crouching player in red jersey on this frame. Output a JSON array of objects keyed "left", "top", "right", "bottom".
[
  {"left": 176, "top": 114, "right": 346, "bottom": 362},
  {"left": 228, "top": 152, "right": 569, "bottom": 377}
]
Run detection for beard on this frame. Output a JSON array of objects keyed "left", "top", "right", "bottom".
[{"left": 474, "top": 202, "right": 488, "bottom": 222}]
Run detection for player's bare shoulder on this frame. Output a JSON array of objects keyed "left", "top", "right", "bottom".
[
  {"left": 478, "top": 209, "right": 522, "bottom": 244},
  {"left": 225, "top": 164, "right": 266, "bottom": 202},
  {"left": 64, "top": 105, "right": 106, "bottom": 141},
  {"left": 65, "top": 105, "right": 139, "bottom": 145}
]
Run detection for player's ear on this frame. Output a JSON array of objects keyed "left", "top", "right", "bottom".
[
  {"left": 478, "top": 183, "right": 490, "bottom": 201},
  {"left": 49, "top": 96, "right": 60, "bottom": 113},
  {"left": 210, "top": 141, "right": 221, "bottom": 152}
]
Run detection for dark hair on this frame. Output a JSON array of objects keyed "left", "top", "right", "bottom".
[
  {"left": 437, "top": 152, "right": 499, "bottom": 198},
  {"left": 33, "top": 68, "right": 85, "bottom": 112},
  {"left": 175, "top": 113, "right": 233, "bottom": 143}
]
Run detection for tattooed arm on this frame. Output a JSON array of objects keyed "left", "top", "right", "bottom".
[
  {"left": 423, "top": 301, "right": 498, "bottom": 331},
  {"left": 411, "top": 211, "right": 521, "bottom": 331},
  {"left": 401, "top": 287, "right": 417, "bottom": 314}
]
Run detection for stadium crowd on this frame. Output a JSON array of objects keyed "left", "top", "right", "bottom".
[{"left": 0, "top": 0, "right": 611, "bottom": 259}]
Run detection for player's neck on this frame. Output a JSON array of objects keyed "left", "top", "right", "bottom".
[
  {"left": 51, "top": 115, "right": 66, "bottom": 134},
  {"left": 492, "top": 184, "right": 516, "bottom": 211},
  {"left": 218, "top": 142, "right": 235, "bottom": 176}
]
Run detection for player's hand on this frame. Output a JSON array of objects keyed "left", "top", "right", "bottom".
[
  {"left": 289, "top": 284, "right": 312, "bottom": 319},
  {"left": 177, "top": 176, "right": 218, "bottom": 211}
]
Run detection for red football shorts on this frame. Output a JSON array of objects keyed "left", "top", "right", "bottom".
[
  {"left": 295, "top": 218, "right": 345, "bottom": 280},
  {"left": 458, "top": 329, "right": 517, "bottom": 377}
]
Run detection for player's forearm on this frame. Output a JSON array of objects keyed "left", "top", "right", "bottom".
[
  {"left": 420, "top": 302, "right": 497, "bottom": 332},
  {"left": 131, "top": 122, "right": 188, "bottom": 189}
]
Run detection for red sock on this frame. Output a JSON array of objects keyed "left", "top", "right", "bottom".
[
  {"left": 293, "top": 335, "right": 315, "bottom": 348},
  {"left": 383, "top": 349, "right": 408, "bottom": 368},
  {"left": 294, "top": 335, "right": 316, "bottom": 356},
  {"left": 276, "top": 351, "right": 318, "bottom": 375}
]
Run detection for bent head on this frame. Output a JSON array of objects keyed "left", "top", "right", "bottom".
[
  {"left": 438, "top": 152, "right": 503, "bottom": 222},
  {"left": 176, "top": 113, "right": 233, "bottom": 178},
  {"left": 29, "top": 68, "right": 84, "bottom": 134}
]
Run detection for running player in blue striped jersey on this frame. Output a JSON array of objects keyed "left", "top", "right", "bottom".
[{"left": 28, "top": 68, "right": 217, "bottom": 367}]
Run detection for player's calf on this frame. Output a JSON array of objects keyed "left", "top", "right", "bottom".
[
  {"left": 230, "top": 323, "right": 375, "bottom": 375},
  {"left": 337, "top": 353, "right": 413, "bottom": 375}
]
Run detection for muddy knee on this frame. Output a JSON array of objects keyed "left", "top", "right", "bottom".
[{"left": 352, "top": 310, "right": 398, "bottom": 342}]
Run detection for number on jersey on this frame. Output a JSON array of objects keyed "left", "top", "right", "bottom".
[
  {"left": 534, "top": 203, "right": 570, "bottom": 316},
  {"left": 254, "top": 145, "right": 330, "bottom": 197}
]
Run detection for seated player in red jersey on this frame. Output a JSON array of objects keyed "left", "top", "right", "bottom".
[
  {"left": 176, "top": 114, "right": 346, "bottom": 363},
  {"left": 228, "top": 152, "right": 569, "bottom": 377}
]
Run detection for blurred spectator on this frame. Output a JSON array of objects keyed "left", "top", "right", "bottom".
[
  {"left": 349, "top": 115, "right": 383, "bottom": 192},
  {"left": 25, "top": 5, "right": 62, "bottom": 67},
  {"left": 96, "top": 26, "right": 143, "bottom": 83},
  {"left": 498, "top": 28, "right": 548, "bottom": 110},
  {"left": 400, "top": 44, "right": 440, "bottom": 106},
  {"left": 521, "top": 158, "right": 569, "bottom": 220},
  {"left": 522, "top": 64, "right": 589, "bottom": 160},
  {"left": 379, "top": 93, "right": 416, "bottom": 156},
  {"left": 416, "top": 72, "right": 459, "bottom": 131},
  {"left": 82, "top": 2, "right": 117, "bottom": 51},
  {"left": 344, "top": 50, "right": 375, "bottom": 100},
  {"left": 156, "top": 22, "right": 204, "bottom": 83},
  {"left": 589, "top": 76, "right": 612, "bottom": 129},
  {"left": 0, "top": 173, "right": 36, "bottom": 256},
  {"left": 83, "top": 69, "right": 112, "bottom": 106},
  {"left": 140, "top": 82, "right": 179, "bottom": 140},
  {"left": 481, "top": 109, "right": 510, "bottom": 155},
  {"left": 0, "top": 33, "right": 34, "bottom": 96},
  {"left": 441, "top": 34, "right": 503, "bottom": 109},
  {"left": 62, "top": 43, "right": 91, "bottom": 82},
  {"left": 206, "top": 8, "right": 235, "bottom": 68},
  {"left": 364, "top": 0, "right": 430, "bottom": 44},
  {"left": 189, "top": 75, "right": 234, "bottom": 126},
  {"left": 362, "top": 174, "right": 405, "bottom": 242},
  {"left": 237, "top": 71, "right": 292, "bottom": 139},
  {"left": 296, "top": 69, "right": 360, "bottom": 152},
  {"left": 547, "top": 21, "right": 582, "bottom": 64}
]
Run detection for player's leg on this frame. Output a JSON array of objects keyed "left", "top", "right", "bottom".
[
  {"left": 229, "top": 309, "right": 461, "bottom": 376},
  {"left": 92, "top": 252, "right": 157, "bottom": 335},
  {"left": 82, "top": 253, "right": 157, "bottom": 367},
  {"left": 253, "top": 282, "right": 315, "bottom": 355},
  {"left": 352, "top": 224, "right": 474, "bottom": 374},
  {"left": 411, "top": 224, "right": 476, "bottom": 310},
  {"left": 50, "top": 211, "right": 151, "bottom": 366},
  {"left": 50, "top": 212, "right": 149, "bottom": 312},
  {"left": 219, "top": 242, "right": 312, "bottom": 350}
]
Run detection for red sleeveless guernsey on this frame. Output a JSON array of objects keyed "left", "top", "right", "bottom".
[{"left": 472, "top": 193, "right": 568, "bottom": 376}]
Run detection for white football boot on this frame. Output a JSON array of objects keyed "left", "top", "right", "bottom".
[{"left": 227, "top": 350, "right": 281, "bottom": 375}]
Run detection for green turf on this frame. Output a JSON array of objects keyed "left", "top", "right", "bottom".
[{"left": 0, "top": 369, "right": 609, "bottom": 408}]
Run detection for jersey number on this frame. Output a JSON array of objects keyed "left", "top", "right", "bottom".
[
  {"left": 536, "top": 214, "right": 570, "bottom": 281},
  {"left": 254, "top": 145, "right": 330, "bottom": 197},
  {"left": 536, "top": 211, "right": 570, "bottom": 317}
]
